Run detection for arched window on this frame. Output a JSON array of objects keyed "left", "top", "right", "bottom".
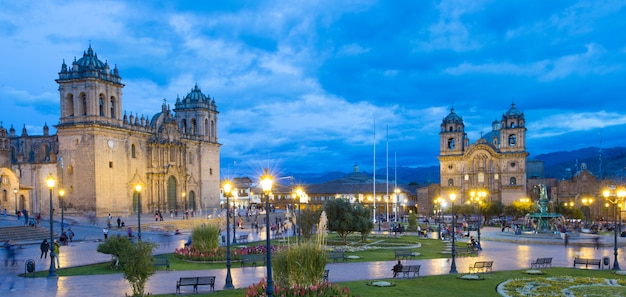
[
  {"left": 508, "top": 134, "right": 517, "bottom": 146},
  {"left": 510, "top": 122, "right": 515, "bottom": 128},
  {"left": 191, "top": 119, "right": 197, "bottom": 135},
  {"left": 447, "top": 138, "right": 455, "bottom": 149},
  {"left": 110, "top": 96, "right": 116, "bottom": 119},
  {"left": 211, "top": 120, "right": 215, "bottom": 138},
  {"left": 449, "top": 126, "right": 453, "bottom": 132},
  {"left": 99, "top": 94, "right": 105, "bottom": 116},
  {"left": 510, "top": 177, "right": 516, "bottom": 185},
  {"left": 205, "top": 118, "right": 209, "bottom": 136},
  {"left": 131, "top": 144, "right": 136, "bottom": 158},
  {"left": 181, "top": 119, "right": 187, "bottom": 134},
  {"left": 81, "top": 93, "right": 87, "bottom": 115},
  {"left": 2, "top": 190, "right": 6, "bottom": 202},
  {"left": 66, "top": 94, "right": 75, "bottom": 117},
  {"left": 448, "top": 178, "right": 454, "bottom": 186}
]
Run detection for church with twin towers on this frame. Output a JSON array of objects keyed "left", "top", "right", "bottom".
[{"left": 0, "top": 46, "right": 221, "bottom": 217}]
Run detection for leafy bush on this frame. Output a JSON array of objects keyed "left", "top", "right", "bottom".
[
  {"left": 190, "top": 224, "right": 220, "bottom": 252},
  {"left": 273, "top": 243, "right": 327, "bottom": 287}
]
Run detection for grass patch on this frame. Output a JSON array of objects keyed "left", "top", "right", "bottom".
[{"left": 152, "top": 268, "right": 623, "bottom": 297}]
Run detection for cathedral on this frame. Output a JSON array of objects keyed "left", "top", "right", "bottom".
[
  {"left": 0, "top": 46, "right": 221, "bottom": 217},
  {"left": 438, "top": 104, "right": 528, "bottom": 205}
]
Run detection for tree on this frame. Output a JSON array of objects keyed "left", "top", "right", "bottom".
[
  {"left": 300, "top": 208, "right": 321, "bottom": 242},
  {"left": 97, "top": 236, "right": 158, "bottom": 297},
  {"left": 408, "top": 212, "right": 417, "bottom": 231},
  {"left": 323, "top": 198, "right": 372, "bottom": 244}
]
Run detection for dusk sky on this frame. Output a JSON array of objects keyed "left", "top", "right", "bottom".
[{"left": 2, "top": 1, "right": 626, "bottom": 178}]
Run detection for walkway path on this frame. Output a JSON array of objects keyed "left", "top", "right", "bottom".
[{"left": 1, "top": 213, "right": 625, "bottom": 296}]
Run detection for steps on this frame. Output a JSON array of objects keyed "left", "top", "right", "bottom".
[{"left": 0, "top": 225, "right": 51, "bottom": 244}]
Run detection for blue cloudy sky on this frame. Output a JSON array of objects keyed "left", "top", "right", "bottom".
[{"left": 1, "top": 0, "right": 626, "bottom": 177}]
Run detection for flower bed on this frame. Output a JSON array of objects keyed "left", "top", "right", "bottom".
[
  {"left": 174, "top": 245, "right": 287, "bottom": 262},
  {"left": 246, "top": 278, "right": 351, "bottom": 297}
]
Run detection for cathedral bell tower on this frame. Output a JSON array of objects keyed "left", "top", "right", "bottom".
[
  {"left": 499, "top": 103, "right": 526, "bottom": 153},
  {"left": 56, "top": 45, "right": 124, "bottom": 126},
  {"left": 439, "top": 108, "right": 466, "bottom": 156}
]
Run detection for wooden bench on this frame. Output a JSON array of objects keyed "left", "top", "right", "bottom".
[
  {"left": 241, "top": 254, "right": 266, "bottom": 267},
  {"left": 530, "top": 257, "right": 553, "bottom": 268},
  {"left": 154, "top": 257, "right": 170, "bottom": 271},
  {"left": 399, "top": 265, "right": 421, "bottom": 278},
  {"left": 573, "top": 257, "right": 601, "bottom": 269},
  {"left": 394, "top": 249, "right": 415, "bottom": 260},
  {"left": 176, "top": 276, "right": 215, "bottom": 293},
  {"left": 238, "top": 234, "right": 249, "bottom": 243},
  {"left": 327, "top": 251, "right": 347, "bottom": 262},
  {"left": 469, "top": 261, "right": 494, "bottom": 273}
]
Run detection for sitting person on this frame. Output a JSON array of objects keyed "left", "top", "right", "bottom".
[
  {"left": 174, "top": 229, "right": 181, "bottom": 235},
  {"left": 184, "top": 237, "right": 192, "bottom": 248},
  {"left": 391, "top": 260, "right": 403, "bottom": 278}
]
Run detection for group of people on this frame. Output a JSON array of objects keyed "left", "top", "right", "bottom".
[
  {"left": 3, "top": 240, "right": 19, "bottom": 267},
  {"left": 38, "top": 239, "right": 61, "bottom": 268}
]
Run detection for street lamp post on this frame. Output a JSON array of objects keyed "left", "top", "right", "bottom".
[
  {"left": 449, "top": 193, "right": 458, "bottom": 274},
  {"left": 469, "top": 190, "right": 486, "bottom": 250},
  {"left": 394, "top": 188, "right": 400, "bottom": 223},
  {"left": 603, "top": 188, "right": 626, "bottom": 270},
  {"left": 294, "top": 188, "right": 303, "bottom": 242},
  {"left": 233, "top": 189, "right": 238, "bottom": 244},
  {"left": 435, "top": 197, "right": 442, "bottom": 240},
  {"left": 59, "top": 189, "right": 65, "bottom": 233},
  {"left": 261, "top": 169, "right": 274, "bottom": 297},
  {"left": 135, "top": 184, "right": 142, "bottom": 240},
  {"left": 13, "top": 188, "right": 17, "bottom": 215},
  {"left": 222, "top": 180, "right": 235, "bottom": 289},
  {"left": 46, "top": 174, "right": 57, "bottom": 278}
]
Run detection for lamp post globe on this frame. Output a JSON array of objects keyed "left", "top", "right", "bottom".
[
  {"left": 46, "top": 174, "right": 57, "bottom": 278},
  {"left": 222, "top": 180, "right": 235, "bottom": 289},
  {"left": 260, "top": 169, "right": 274, "bottom": 297},
  {"left": 13, "top": 188, "right": 18, "bottom": 214},
  {"left": 449, "top": 193, "right": 458, "bottom": 274}
]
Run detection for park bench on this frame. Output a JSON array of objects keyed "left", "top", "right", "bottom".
[
  {"left": 153, "top": 257, "right": 170, "bottom": 271},
  {"left": 175, "top": 276, "right": 215, "bottom": 293},
  {"left": 322, "top": 269, "right": 329, "bottom": 282},
  {"left": 241, "top": 254, "right": 266, "bottom": 267},
  {"left": 469, "top": 261, "right": 494, "bottom": 273},
  {"left": 455, "top": 246, "right": 477, "bottom": 257},
  {"left": 573, "top": 257, "right": 601, "bottom": 269},
  {"left": 398, "top": 265, "right": 421, "bottom": 278},
  {"left": 394, "top": 249, "right": 415, "bottom": 260},
  {"left": 530, "top": 257, "right": 553, "bottom": 268},
  {"left": 237, "top": 234, "right": 249, "bottom": 243},
  {"left": 327, "top": 251, "right": 347, "bottom": 262}
]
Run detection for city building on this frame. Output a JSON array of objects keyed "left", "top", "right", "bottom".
[
  {"left": 0, "top": 46, "right": 221, "bottom": 217},
  {"left": 438, "top": 104, "right": 528, "bottom": 205}
]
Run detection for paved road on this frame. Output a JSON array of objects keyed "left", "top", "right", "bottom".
[{"left": 1, "top": 214, "right": 625, "bottom": 296}]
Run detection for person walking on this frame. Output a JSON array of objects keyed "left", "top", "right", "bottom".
[
  {"left": 23, "top": 209, "right": 29, "bottom": 226},
  {"left": 53, "top": 240, "right": 61, "bottom": 268},
  {"left": 40, "top": 239, "right": 50, "bottom": 259},
  {"left": 103, "top": 228, "right": 109, "bottom": 240},
  {"left": 117, "top": 217, "right": 122, "bottom": 228},
  {"left": 67, "top": 228, "right": 75, "bottom": 244}
]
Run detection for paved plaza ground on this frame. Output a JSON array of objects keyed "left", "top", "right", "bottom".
[{"left": 1, "top": 213, "right": 625, "bottom": 296}]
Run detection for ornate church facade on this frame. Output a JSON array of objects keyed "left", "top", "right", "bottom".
[
  {"left": 0, "top": 46, "right": 221, "bottom": 217},
  {"left": 438, "top": 104, "right": 528, "bottom": 205}
]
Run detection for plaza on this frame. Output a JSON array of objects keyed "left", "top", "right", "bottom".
[{"left": 1, "top": 212, "right": 625, "bottom": 296}]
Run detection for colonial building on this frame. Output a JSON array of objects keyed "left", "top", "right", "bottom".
[
  {"left": 0, "top": 46, "right": 221, "bottom": 217},
  {"left": 438, "top": 104, "right": 528, "bottom": 205}
]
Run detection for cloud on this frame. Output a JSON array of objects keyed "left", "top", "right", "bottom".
[{"left": 529, "top": 111, "right": 626, "bottom": 138}]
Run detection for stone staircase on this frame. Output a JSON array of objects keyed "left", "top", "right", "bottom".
[{"left": 0, "top": 225, "right": 51, "bottom": 244}]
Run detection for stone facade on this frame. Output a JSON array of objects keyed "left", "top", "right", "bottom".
[
  {"left": 0, "top": 46, "right": 221, "bottom": 217},
  {"left": 438, "top": 104, "right": 528, "bottom": 205}
]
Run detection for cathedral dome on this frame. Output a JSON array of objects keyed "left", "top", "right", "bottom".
[
  {"left": 443, "top": 108, "right": 463, "bottom": 123},
  {"left": 505, "top": 103, "right": 522, "bottom": 116},
  {"left": 183, "top": 84, "right": 210, "bottom": 102},
  {"left": 74, "top": 45, "right": 106, "bottom": 69}
]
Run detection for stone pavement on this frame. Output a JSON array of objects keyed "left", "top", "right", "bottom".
[{"left": 1, "top": 213, "right": 625, "bottom": 296}]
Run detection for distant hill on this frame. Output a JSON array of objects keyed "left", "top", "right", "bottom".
[{"left": 291, "top": 147, "right": 626, "bottom": 185}]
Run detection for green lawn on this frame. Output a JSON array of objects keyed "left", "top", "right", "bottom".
[{"left": 152, "top": 268, "right": 624, "bottom": 297}]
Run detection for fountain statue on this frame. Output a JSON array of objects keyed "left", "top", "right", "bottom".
[{"left": 526, "top": 184, "right": 562, "bottom": 233}]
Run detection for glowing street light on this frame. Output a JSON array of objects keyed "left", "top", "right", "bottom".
[
  {"left": 135, "top": 184, "right": 142, "bottom": 240},
  {"left": 222, "top": 180, "right": 235, "bottom": 289},
  {"left": 449, "top": 192, "right": 458, "bottom": 274},
  {"left": 603, "top": 187, "right": 626, "bottom": 270},
  {"left": 46, "top": 174, "right": 57, "bottom": 278},
  {"left": 261, "top": 169, "right": 275, "bottom": 297}
]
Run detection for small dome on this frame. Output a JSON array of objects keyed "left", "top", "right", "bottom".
[
  {"left": 74, "top": 45, "right": 106, "bottom": 69},
  {"left": 443, "top": 108, "right": 463, "bottom": 123},
  {"left": 505, "top": 103, "right": 522, "bottom": 116}
]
